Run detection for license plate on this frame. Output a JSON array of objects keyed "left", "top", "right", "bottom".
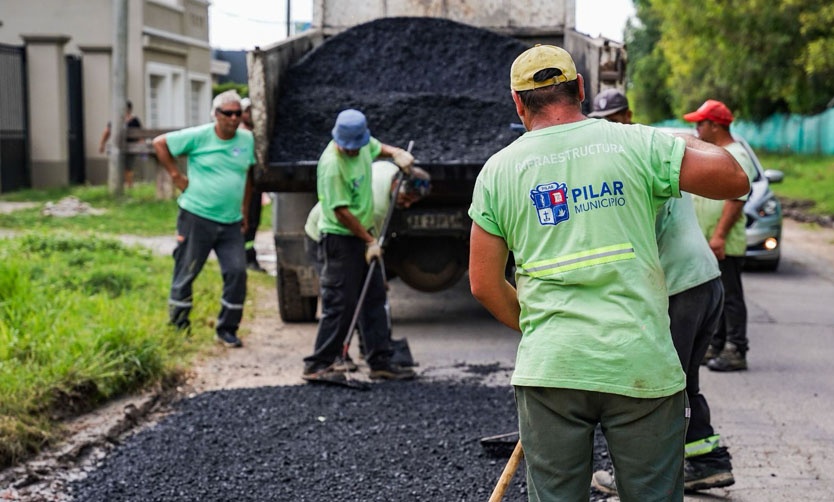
[{"left": 405, "top": 211, "right": 468, "bottom": 230}]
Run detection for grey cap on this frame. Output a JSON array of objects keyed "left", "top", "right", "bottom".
[{"left": 588, "top": 89, "right": 629, "bottom": 118}]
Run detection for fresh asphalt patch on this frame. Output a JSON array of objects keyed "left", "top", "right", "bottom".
[{"left": 69, "top": 379, "right": 613, "bottom": 501}]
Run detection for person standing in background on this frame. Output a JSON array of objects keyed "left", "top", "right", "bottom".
[
  {"left": 99, "top": 100, "right": 142, "bottom": 188},
  {"left": 239, "top": 97, "right": 267, "bottom": 273},
  {"left": 152, "top": 90, "right": 255, "bottom": 349},
  {"left": 683, "top": 100, "right": 758, "bottom": 372}
]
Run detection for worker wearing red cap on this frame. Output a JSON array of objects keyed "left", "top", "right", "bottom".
[{"left": 684, "top": 100, "right": 758, "bottom": 372}]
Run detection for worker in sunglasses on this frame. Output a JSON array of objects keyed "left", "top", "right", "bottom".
[{"left": 153, "top": 89, "right": 256, "bottom": 349}]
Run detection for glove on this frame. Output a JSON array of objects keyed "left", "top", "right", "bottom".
[
  {"left": 365, "top": 241, "right": 383, "bottom": 264},
  {"left": 392, "top": 148, "right": 414, "bottom": 175}
]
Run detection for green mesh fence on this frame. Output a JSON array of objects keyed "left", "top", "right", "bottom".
[{"left": 652, "top": 109, "right": 834, "bottom": 154}]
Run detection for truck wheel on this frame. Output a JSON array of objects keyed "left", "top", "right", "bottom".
[{"left": 277, "top": 266, "right": 317, "bottom": 323}]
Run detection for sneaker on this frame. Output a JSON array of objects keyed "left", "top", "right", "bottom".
[
  {"left": 684, "top": 458, "right": 735, "bottom": 491},
  {"left": 369, "top": 363, "right": 416, "bottom": 381},
  {"left": 332, "top": 356, "right": 358, "bottom": 373},
  {"left": 707, "top": 343, "right": 747, "bottom": 372},
  {"left": 216, "top": 331, "right": 243, "bottom": 348},
  {"left": 701, "top": 345, "right": 719, "bottom": 365},
  {"left": 591, "top": 470, "right": 618, "bottom": 495}
]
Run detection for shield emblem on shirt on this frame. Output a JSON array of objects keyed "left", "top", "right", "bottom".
[{"left": 530, "top": 182, "right": 570, "bottom": 226}]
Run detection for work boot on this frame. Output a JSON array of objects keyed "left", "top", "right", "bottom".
[
  {"left": 685, "top": 447, "right": 735, "bottom": 491},
  {"left": 369, "top": 362, "right": 416, "bottom": 381},
  {"left": 216, "top": 330, "right": 243, "bottom": 348},
  {"left": 246, "top": 247, "right": 267, "bottom": 273},
  {"left": 591, "top": 470, "right": 618, "bottom": 495},
  {"left": 701, "top": 345, "right": 719, "bottom": 366},
  {"left": 707, "top": 343, "right": 747, "bottom": 372}
]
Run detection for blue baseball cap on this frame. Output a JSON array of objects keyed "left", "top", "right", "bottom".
[{"left": 331, "top": 109, "right": 371, "bottom": 150}]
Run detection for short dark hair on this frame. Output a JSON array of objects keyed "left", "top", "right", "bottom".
[
  {"left": 126, "top": 100, "right": 133, "bottom": 111},
  {"left": 516, "top": 69, "right": 580, "bottom": 114}
]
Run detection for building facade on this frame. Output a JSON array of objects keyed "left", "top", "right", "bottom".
[{"left": 0, "top": 0, "right": 212, "bottom": 189}]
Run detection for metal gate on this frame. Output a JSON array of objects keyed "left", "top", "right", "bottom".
[
  {"left": 0, "top": 44, "right": 30, "bottom": 192},
  {"left": 66, "top": 54, "right": 85, "bottom": 184}
]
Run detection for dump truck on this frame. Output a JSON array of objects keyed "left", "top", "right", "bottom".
[{"left": 248, "top": 0, "right": 627, "bottom": 322}]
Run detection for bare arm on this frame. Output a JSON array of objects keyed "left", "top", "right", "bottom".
[
  {"left": 469, "top": 222, "right": 521, "bottom": 332},
  {"left": 333, "top": 206, "right": 375, "bottom": 244},
  {"left": 677, "top": 135, "right": 749, "bottom": 200},
  {"left": 98, "top": 125, "right": 110, "bottom": 154},
  {"left": 709, "top": 199, "right": 745, "bottom": 259},
  {"left": 152, "top": 135, "right": 188, "bottom": 191}
]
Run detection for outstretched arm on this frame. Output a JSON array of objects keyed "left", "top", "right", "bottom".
[
  {"left": 469, "top": 222, "right": 520, "bottom": 332},
  {"left": 677, "top": 135, "right": 749, "bottom": 200}
]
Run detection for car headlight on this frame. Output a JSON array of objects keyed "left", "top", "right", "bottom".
[{"left": 757, "top": 196, "right": 780, "bottom": 217}]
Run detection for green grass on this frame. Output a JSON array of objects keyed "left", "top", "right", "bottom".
[
  {"left": 0, "top": 182, "right": 273, "bottom": 235},
  {"left": 0, "top": 183, "right": 273, "bottom": 468},
  {"left": 755, "top": 152, "right": 834, "bottom": 216}
]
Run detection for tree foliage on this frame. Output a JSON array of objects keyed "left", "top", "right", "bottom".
[{"left": 627, "top": 0, "right": 834, "bottom": 121}]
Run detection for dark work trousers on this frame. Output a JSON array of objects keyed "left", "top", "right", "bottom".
[
  {"left": 244, "top": 190, "right": 263, "bottom": 252},
  {"left": 303, "top": 233, "right": 392, "bottom": 370},
  {"left": 168, "top": 209, "right": 247, "bottom": 335},
  {"left": 711, "top": 256, "right": 748, "bottom": 354},
  {"left": 669, "top": 278, "right": 723, "bottom": 445}
]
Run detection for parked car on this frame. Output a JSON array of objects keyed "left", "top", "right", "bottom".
[{"left": 660, "top": 128, "right": 784, "bottom": 271}]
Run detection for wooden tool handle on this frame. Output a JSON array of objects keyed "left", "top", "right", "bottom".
[{"left": 488, "top": 440, "right": 524, "bottom": 502}]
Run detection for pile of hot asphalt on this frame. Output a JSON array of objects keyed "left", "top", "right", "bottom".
[
  {"left": 269, "top": 17, "right": 530, "bottom": 164},
  {"left": 69, "top": 380, "right": 614, "bottom": 501}
]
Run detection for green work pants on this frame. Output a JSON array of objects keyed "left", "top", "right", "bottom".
[{"left": 516, "top": 386, "right": 686, "bottom": 502}]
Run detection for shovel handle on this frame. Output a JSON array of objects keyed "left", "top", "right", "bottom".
[{"left": 488, "top": 440, "right": 524, "bottom": 502}]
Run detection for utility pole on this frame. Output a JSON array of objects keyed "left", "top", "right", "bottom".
[
  {"left": 286, "top": 0, "right": 292, "bottom": 38},
  {"left": 108, "top": 0, "right": 128, "bottom": 195}
]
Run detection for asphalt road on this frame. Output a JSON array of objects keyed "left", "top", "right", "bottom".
[{"left": 387, "top": 217, "right": 834, "bottom": 500}]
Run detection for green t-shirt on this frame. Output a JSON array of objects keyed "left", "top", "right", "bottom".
[
  {"left": 317, "top": 138, "right": 383, "bottom": 236},
  {"left": 656, "top": 193, "right": 720, "bottom": 296},
  {"left": 469, "top": 119, "right": 686, "bottom": 398},
  {"left": 305, "top": 161, "right": 399, "bottom": 241},
  {"left": 692, "top": 141, "right": 757, "bottom": 257},
  {"left": 165, "top": 123, "right": 255, "bottom": 224}
]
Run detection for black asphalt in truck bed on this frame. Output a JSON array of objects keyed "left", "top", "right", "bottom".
[
  {"left": 69, "top": 380, "right": 613, "bottom": 501},
  {"left": 269, "top": 17, "right": 530, "bottom": 164}
]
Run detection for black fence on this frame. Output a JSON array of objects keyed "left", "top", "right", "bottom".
[{"left": 0, "top": 43, "right": 30, "bottom": 193}]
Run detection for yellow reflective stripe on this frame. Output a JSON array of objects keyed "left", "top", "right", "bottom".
[
  {"left": 685, "top": 434, "right": 720, "bottom": 458},
  {"left": 523, "top": 243, "right": 635, "bottom": 278}
]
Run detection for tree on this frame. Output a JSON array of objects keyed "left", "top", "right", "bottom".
[{"left": 628, "top": 0, "right": 834, "bottom": 121}]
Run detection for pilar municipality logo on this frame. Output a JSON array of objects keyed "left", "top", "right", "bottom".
[{"left": 530, "top": 182, "right": 569, "bottom": 226}]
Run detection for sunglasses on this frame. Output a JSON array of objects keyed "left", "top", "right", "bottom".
[{"left": 216, "top": 109, "right": 242, "bottom": 117}]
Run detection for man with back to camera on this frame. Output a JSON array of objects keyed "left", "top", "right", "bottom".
[
  {"left": 302, "top": 109, "right": 418, "bottom": 382},
  {"left": 153, "top": 90, "right": 255, "bottom": 349},
  {"left": 467, "top": 45, "right": 749, "bottom": 500},
  {"left": 588, "top": 89, "right": 736, "bottom": 495},
  {"left": 684, "top": 100, "right": 758, "bottom": 372}
]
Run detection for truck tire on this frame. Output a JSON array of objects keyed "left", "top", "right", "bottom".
[{"left": 277, "top": 266, "right": 317, "bottom": 323}]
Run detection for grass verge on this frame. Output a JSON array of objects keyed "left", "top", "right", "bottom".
[
  {"left": 0, "top": 233, "right": 226, "bottom": 467},
  {"left": 0, "top": 183, "right": 275, "bottom": 468},
  {"left": 756, "top": 152, "right": 834, "bottom": 216}
]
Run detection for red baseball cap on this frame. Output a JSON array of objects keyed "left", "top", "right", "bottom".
[{"left": 683, "top": 100, "right": 734, "bottom": 126}]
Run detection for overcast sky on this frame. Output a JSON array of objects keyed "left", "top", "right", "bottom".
[{"left": 208, "top": 0, "right": 635, "bottom": 50}]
